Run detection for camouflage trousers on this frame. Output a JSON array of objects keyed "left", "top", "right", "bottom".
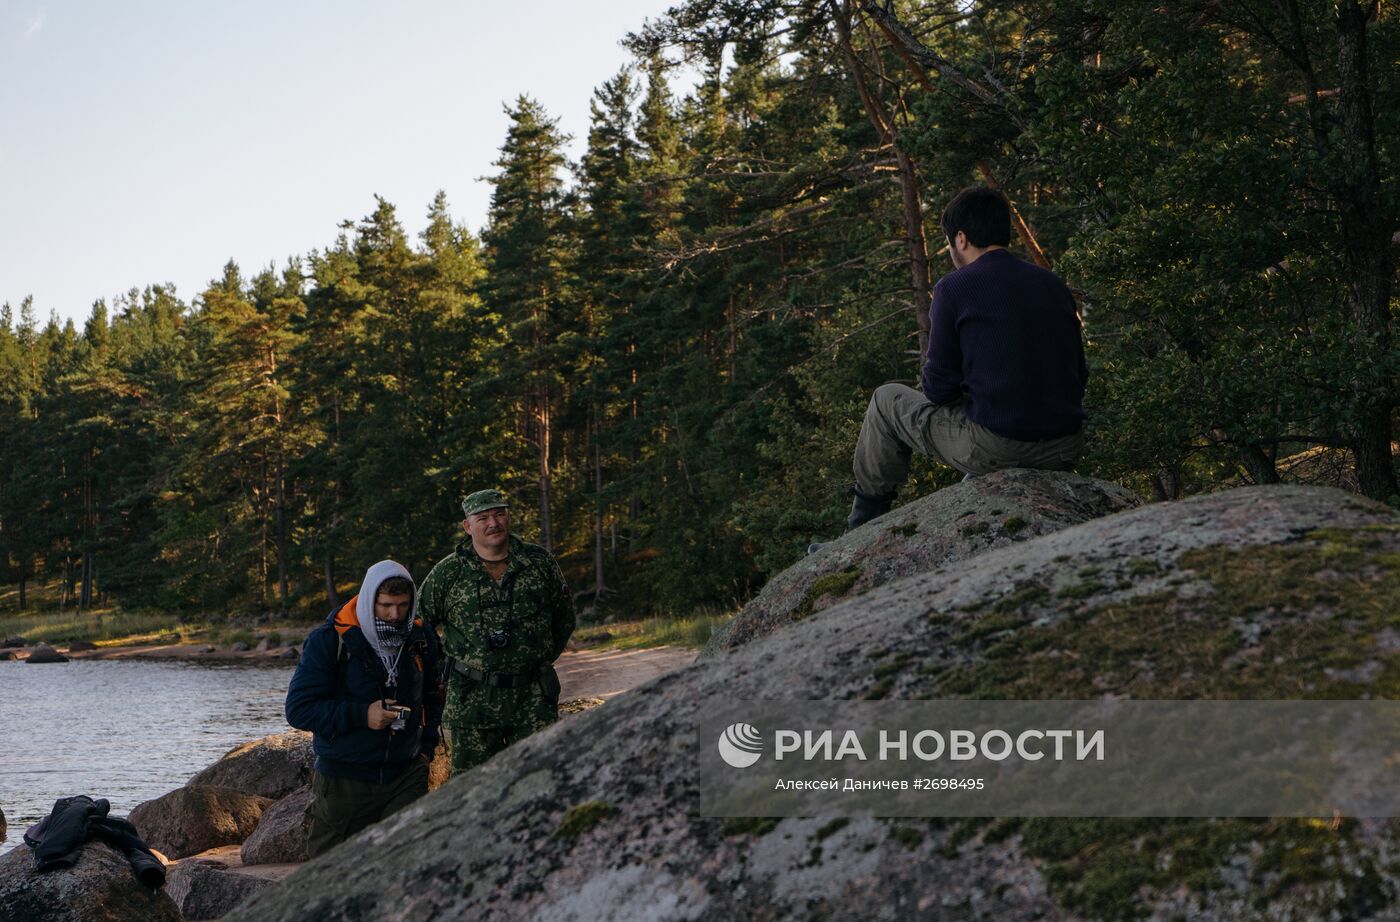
[{"left": 445, "top": 720, "right": 549, "bottom": 776}]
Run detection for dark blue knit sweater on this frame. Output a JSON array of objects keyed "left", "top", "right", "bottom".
[{"left": 921, "top": 248, "right": 1087, "bottom": 441}]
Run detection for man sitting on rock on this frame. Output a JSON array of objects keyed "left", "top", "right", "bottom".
[
  {"left": 836, "top": 185, "right": 1088, "bottom": 537},
  {"left": 285, "top": 560, "right": 442, "bottom": 857}
]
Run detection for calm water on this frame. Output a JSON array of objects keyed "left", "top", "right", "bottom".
[{"left": 0, "top": 658, "right": 295, "bottom": 850}]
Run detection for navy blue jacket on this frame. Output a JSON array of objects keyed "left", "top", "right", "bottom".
[
  {"left": 922, "top": 248, "right": 1088, "bottom": 441},
  {"left": 285, "top": 596, "right": 443, "bottom": 783}
]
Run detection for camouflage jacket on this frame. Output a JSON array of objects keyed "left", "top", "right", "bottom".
[{"left": 418, "top": 535, "right": 574, "bottom": 728}]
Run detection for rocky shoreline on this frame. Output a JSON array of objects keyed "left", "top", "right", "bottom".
[
  {"left": 0, "top": 730, "right": 320, "bottom": 920},
  {"left": 1, "top": 636, "right": 307, "bottom": 664},
  {"left": 0, "top": 642, "right": 693, "bottom": 920}
]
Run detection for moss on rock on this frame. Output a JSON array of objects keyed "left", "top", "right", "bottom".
[
  {"left": 553, "top": 801, "right": 615, "bottom": 840},
  {"left": 721, "top": 816, "right": 780, "bottom": 837},
  {"left": 793, "top": 568, "right": 861, "bottom": 621}
]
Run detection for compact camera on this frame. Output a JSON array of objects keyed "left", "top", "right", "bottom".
[
  {"left": 389, "top": 705, "right": 411, "bottom": 731},
  {"left": 486, "top": 630, "right": 511, "bottom": 651}
]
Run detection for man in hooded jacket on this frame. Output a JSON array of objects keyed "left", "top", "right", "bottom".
[{"left": 285, "top": 559, "right": 443, "bottom": 857}]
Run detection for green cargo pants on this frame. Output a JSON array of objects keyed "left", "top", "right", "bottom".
[
  {"left": 445, "top": 722, "right": 545, "bottom": 776},
  {"left": 854, "top": 384, "right": 1084, "bottom": 497},
  {"left": 305, "top": 756, "right": 430, "bottom": 858}
]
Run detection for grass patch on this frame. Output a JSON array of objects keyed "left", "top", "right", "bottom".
[
  {"left": 1056, "top": 580, "right": 1103, "bottom": 600},
  {"left": 864, "top": 677, "right": 894, "bottom": 699},
  {"left": 573, "top": 610, "right": 733, "bottom": 650},
  {"left": 932, "top": 526, "right": 1400, "bottom": 700},
  {"left": 221, "top": 629, "right": 257, "bottom": 647},
  {"left": 960, "top": 521, "right": 990, "bottom": 537},
  {"left": 1126, "top": 558, "right": 1163, "bottom": 578},
  {"left": 889, "top": 826, "right": 925, "bottom": 849},
  {"left": 814, "top": 817, "right": 849, "bottom": 840},
  {"left": 0, "top": 607, "right": 204, "bottom": 646},
  {"left": 553, "top": 801, "right": 615, "bottom": 839},
  {"left": 1018, "top": 817, "right": 1383, "bottom": 921},
  {"left": 0, "top": 577, "right": 317, "bottom": 648},
  {"left": 1002, "top": 516, "right": 1029, "bottom": 534},
  {"left": 872, "top": 659, "right": 909, "bottom": 680},
  {"left": 887, "top": 522, "right": 919, "bottom": 538},
  {"left": 991, "top": 583, "right": 1050, "bottom": 614},
  {"left": 722, "top": 816, "right": 780, "bottom": 837},
  {"left": 936, "top": 817, "right": 991, "bottom": 858}
]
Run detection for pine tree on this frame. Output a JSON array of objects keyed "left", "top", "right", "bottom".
[
  {"left": 159, "top": 262, "right": 310, "bottom": 613},
  {"left": 480, "top": 97, "right": 576, "bottom": 553}
]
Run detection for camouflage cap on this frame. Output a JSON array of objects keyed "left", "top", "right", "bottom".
[{"left": 461, "top": 488, "right": 509, "bottom": 518}]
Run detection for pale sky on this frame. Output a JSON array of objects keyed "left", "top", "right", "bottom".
[{"left": 0, "top": 1, "right": 692, "bottom": 325}]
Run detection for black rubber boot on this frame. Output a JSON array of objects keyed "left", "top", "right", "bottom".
[
  {"left": 809, "top": 486, "right": 895, "bottom": 555},
  {"left": 845, "top": 488, "right": 894, "bottom": 532}
]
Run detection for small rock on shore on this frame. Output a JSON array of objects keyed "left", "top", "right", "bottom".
[
  {"left": 24, "top": 643, "right": 69, "bottom": 664},
  {"left": 240, "top": 787, "right": 312, "bottom": 865},
  {"left": 166, "top": 859, "right": 271, "bottom": 920}
]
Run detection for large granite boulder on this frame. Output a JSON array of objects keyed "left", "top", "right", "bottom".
[
  {"left": 0, "top": 838, "right": 180, "bottom": 921},
  {"left": 129, "top": 785, "right": 270, "bottom": 860},
  {"left": 705, "top": 468, "right": 1139, "bottom": 656},
  {"left": 165, "top": 859, "right": 271, "bottom": 920},
  {"left": 227, "top": 486, "right": 1400, "bottom": 920},
  {"left": 240, "top": 787, "right": 312, "bottom": 866},
  {"left": 187, "top": 731, "right": 314, "bottom": 800},
  {"left": 24, "top": 643, "right": 69, "bottom": 664}
]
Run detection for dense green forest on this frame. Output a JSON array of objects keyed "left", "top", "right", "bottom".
[{"left": 1, "top": 0, "right": 1396, "bottom": 620}]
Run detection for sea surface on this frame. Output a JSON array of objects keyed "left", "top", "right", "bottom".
[{"left": 0, "top": 658, "right": 295, "bottom": 851}]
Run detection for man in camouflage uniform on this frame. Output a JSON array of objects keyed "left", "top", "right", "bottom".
[{"left": 418, "top": 488, "right": 575, "bottom": 776}]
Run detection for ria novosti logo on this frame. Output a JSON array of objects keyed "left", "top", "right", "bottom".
[{"left": 718, "top": 722, "right": 763, "bottom": 768}]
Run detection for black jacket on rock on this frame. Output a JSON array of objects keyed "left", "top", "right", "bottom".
[{"left": 24, "top": 794, "right": 165, "bottom": 887}]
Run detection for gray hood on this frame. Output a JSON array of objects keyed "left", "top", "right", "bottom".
[{"left": 355, "top": 559, "right": 417, "bottom": 684}]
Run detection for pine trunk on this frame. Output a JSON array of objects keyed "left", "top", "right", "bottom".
[
  {"left": 1335, "top": 0, "right": 1397, "bottom": 500},
  {"left": 592, "top": 408, "right": 606, "bottom": 596},
  {"left": 832, "top": 1, "right": 933, "bottom": 358},
  {"left": 324, "top": 550, "right": 338, "bottom": 610},
  {"left": 80, "top": 552, "right": 94, "bottom": 610},
  {"left": 537, "top": 390, "right": 554, "bottom": 553},
  {"left": 81, "top": 446, "right": 94, "bottom": 609},
  {"left": 275, "top": 463, "right": 289, "bottom": 612}
]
